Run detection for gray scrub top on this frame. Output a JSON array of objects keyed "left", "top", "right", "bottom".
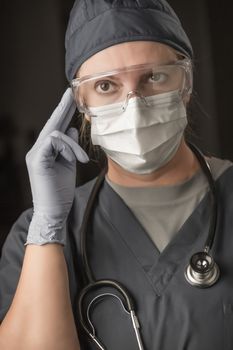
[{"left": 1, "top": 163, "right": 233, "bottom": 349}]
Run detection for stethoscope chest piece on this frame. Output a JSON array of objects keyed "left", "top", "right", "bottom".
[
  {"left": 74, "top": 144, "right": 221, "bottom": 350},
  {"left": 184, "top": 251, "right": 220, "bottom": 288}
]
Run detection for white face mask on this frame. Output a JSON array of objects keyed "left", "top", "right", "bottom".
[{"left": 90, "top": 90, "right": 187, "bottom": 174}]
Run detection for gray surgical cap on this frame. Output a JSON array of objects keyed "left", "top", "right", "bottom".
[{"left": 65, "top": 0, "right": 193, "bottom": 81}]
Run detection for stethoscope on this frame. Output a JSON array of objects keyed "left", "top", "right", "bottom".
[{"left": 71, "top": 143, "right": 220, "bottom": 350}]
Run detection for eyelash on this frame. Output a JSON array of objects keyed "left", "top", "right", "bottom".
[
  {"left": 94, "top": 72, "right": 169, "bottom": 93},
  {"left": 95, "top": 80, "right": 118, "bottom": 93}
]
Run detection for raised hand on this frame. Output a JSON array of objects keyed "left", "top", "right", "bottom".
[{"left": 25, "top": 88, "right": 89, "bottom": 246}]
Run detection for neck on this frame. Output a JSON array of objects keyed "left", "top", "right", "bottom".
[{"left": 106, "top": 139, "right": 200, "bottom": 187}]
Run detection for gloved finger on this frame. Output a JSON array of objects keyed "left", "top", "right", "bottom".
[
  {"left": 35, "top": 88, "right": 76, "bottom": 146},
  {"left": 49, "top": 130, "right": 89, "bottom": 163},
  {"left": 66, "top": 127, "right": 79, "bottom": 143},
  {"left": 33, "top": 135, "right": 82, "bottom": 167},
  {"left": 27, "top": 137, "right": 72, "bottom": 170},
  {"left": 51, "top": 137, "right": 76, "bottom": 163},
  {"left": 42, "top": 137, "right": 75, "bottom": 163}
]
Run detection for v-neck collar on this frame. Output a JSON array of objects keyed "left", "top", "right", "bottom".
[
  {"left": 99, "top": 179, "right": 211, "bottom": 295},
  {"left": 100, "top": 180, "right": 161, "bottom": 267}
]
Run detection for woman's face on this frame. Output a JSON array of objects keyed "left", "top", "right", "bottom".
[
  {"left": 75, "top": 41, "right": 190, "bottom": 180},
  {"left": 77, "top": 41, "right": 178, "bottom": 78}
]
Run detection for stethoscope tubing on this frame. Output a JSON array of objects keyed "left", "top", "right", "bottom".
[
  {"left": 79, "top": 167, "right": 107, "bottom": 284},
  {"left": 72, "top": 142, "right": 219, "bottom": 349},
  {"left": 78, "top": 279, "right": 144, "bottom": 349},
  {"left": 188, "top": 143, "right": 218, "bottom": 252},
  {"left": 80, "top": 143, "right": 218, "bottom": 281}
]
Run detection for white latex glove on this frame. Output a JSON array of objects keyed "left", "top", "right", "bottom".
[{"left": 25, "top": 88, "right": 89, "bottom": 246}]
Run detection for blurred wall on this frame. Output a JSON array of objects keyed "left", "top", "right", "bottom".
[
  {"left": 0, "top": 0, "right": 232, "bottom": 246},
  {"left": 206, "top": 0, "right": 233, "bottom": 161},
  {"left": 0, "top": 0, "right": 73, "bottom": 247},
  {"left": 171, "top": 0, "right": 220, "bottom": 155}
]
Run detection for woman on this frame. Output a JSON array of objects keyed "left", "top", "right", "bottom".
[{"left": 0, "top": 1, "right": 233, "bottom": 349}]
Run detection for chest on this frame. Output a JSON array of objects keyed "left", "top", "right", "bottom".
[{"left": 70, "top": 182, "right": 233, "bottom": 350}]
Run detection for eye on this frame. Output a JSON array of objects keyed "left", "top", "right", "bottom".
[
  {"left": 150, "top": 72, "right": 168, "bottom": 83},
  {"left": 95, "top": 80, "right": 118, "bottom": 94}
]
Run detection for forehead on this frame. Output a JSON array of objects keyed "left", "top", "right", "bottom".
[{"left": 77, "top": 41, "right": 178, "bottom": 78}]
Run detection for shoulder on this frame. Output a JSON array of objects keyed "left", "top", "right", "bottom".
[
  {"left": 0, "top": 208, "right": 33, "bottom": 271},
  {"left": 207, "top": 156, "right": 233, "bottom": 181},
  {"left": 207, "top": 156, "right": 233, "bottom": 191},
  {"left": 0, "top": 208, "right": 33, "bottom": 321},
  {"left": 1, "top": 208, "right": 33, "bottom": 251},
  {"left": 74, "top": 177, "right": 97, "bottom": 199},
  {"left": 208, "top": 157, "right": 233, "bottom": 208},
  {"left": 72, "top": 177, "right": 97, "bottom": 213}
]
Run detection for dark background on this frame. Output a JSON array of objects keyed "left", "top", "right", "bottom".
[{"left": 0, "top": 0, "right": 232, "bottom": 247}]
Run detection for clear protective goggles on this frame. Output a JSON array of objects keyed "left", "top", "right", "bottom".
[{"left": 71, "top": 58, "right": 192, "bottom": 117}]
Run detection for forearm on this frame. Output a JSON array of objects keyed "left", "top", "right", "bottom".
[
  {"left": 0, "top": 89, "right": 86, "bottom": 349},
  {"left": 0, "top": 244, "right": 80, "bottom": 350}
]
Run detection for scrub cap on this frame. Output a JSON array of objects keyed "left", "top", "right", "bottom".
[{"left": 65, "top": 0, "right": 193, "bottom": 81}]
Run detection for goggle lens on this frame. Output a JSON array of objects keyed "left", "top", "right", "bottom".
[{"left": 71, "top": 60, "right": 192, "bottom": 114}]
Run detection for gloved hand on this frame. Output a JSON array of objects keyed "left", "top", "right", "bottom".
[{"left": 25, "top": 88, "right": 89, "bottom": 246}]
